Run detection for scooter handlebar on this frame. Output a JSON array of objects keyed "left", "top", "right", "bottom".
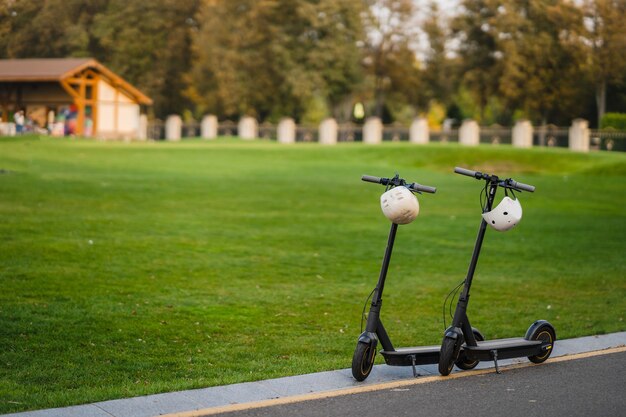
[
  {"left": 409, "top": 183, "right": 436, "bottom": 194},
  {"left": 454, "top": 167, "right": 480, "bottom": 178},
  {"left": 361, "top": 175, "right": 382, "bottom": 184},
  {"left": 361, "top": 175, "right": 436, "bottom": 193},
  {"left": 454, "top": 167, "right": 536, "bottom": 192},
  {"left": 507, "top": 179, "right": 535, "bottom": 193}
]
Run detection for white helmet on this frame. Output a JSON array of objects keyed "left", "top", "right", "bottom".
[
  {"left": 380, "top": 186, "right": 419, "bottom": 224},
  {"left": 482, "top": 196, "right": 522, "bottom": 232}
]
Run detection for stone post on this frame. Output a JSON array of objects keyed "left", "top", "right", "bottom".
[
  {"left": 277, "top": 118, "right": 296, "bottom": 144},
  {"left": 165, "top": 115, "right": 182, "bottom": 141},
  {"left": 568, "top": 119, "right": 590, "bottom": 152},
  {"left": 238, "top": 116, "right": 258, "bottom": 140},
  {"left": 137, "top": 114, "right": 148, "bottom": 141},
  {"left": 409, "top": 118, "right": 429, "bottom": 144},
  {"left": 201, "top": 115, "right": 218, "bottom": 139},
  {"left": 512, "top": 120, "right": 533, "bottom": 148},
  {"left": 319, "top": 118, "right": 337, "bottom": 145},
  {"left": 459, "top": 119, "right": 479, "bottom": 146},
  {"left": 363, "top": 117, "right": 383, "bottom": 144}
]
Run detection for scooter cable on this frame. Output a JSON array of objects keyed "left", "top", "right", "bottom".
[
  {"left": 479, "top": 181, "right": 489, "bottom": 211},
  {"left": 360, "top": 287, "right": 377, "bottom": 332},
  {"left": 442, "top": 280, "right": 464, "bottom": 329}
]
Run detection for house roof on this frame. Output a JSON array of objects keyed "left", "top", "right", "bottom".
[{"left": 0, "top": 58, "right": 152, "bottom": 105}]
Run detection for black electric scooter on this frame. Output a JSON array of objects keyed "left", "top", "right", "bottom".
[
  {"left": 438, "top": 167, "right": 556, "bottom": 376},
  {"left": 352, "top": 174, "right": 483, "bottom": 381}
]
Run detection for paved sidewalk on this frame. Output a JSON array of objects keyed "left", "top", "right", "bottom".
[{"left": 4, "top": 332, "right": 626, "bottom": 417}]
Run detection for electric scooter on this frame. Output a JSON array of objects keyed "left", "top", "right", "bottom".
[
  {"left": 438, "top": 167, "right": 556, "bottom": 376},
  {"left": 352, "top": 174, "right": 483, "bottom": 381}
]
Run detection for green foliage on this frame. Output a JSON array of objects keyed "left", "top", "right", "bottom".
[
  {"left": 187, "top": 0, "right": 365, "bottom": 121},
  {"left": 300, "top": 94, "right": 331, "bottom": 125},
  {"left": 361, "top": 0, "right": 422, "bottom": 118},
  {"left": 90, "top": 0, "right": 199, "bottom": 117},
  {"left": 0, "top": 0, "right": 199, "bottom": 118},
  {"left": 1, "top": 0, "right": 625, "bottom": 125},
  {"left": 0, "top": 137, "right": 625, "bottom": 413},
  {"left": 426, "top": 101, "right": 446, "bottom": 128},
  {"left": 600, "top": 113, "right": 626, "bottom": 130}
]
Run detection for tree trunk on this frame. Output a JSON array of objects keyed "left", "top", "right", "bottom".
[
  {"left": 374, "top": 76, "right": 384, "bottom": 118},
  {"left": 595, "top": 79, "right": 606, "bottom": 128}
]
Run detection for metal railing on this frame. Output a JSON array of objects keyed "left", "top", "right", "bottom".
[
  {"left": 258, "top": 123, "right": 276, "bottom": 140},
  {"left": 533, "top": 125, "right": 569, "bottom": 148},
  {"left": 338, "top": 123, "right": 362, "bottom": 142},
  {"left": 382, "top": 122, "right": 409, "bottom": 142},
  {"left": 295, "top": 126, "right": 318, "bottom": 142},
  {"left": 430, "top": 129, "right": 459, "bottom": 143},
  {"left": 480, "top": 125, "right": 512, "bottom": 145},
  {"left": 141, "top": 119, "right": 626, "bottom": 152},
  {"left": 590, "top": 129, "right": 626, "bottom": 152}
]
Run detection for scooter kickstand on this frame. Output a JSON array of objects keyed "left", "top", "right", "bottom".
[
  {"left": 410, "top": 355, "right": 419, "bottom": 378},
  {"left": 491, "top": 350, "right": 501, "bottom": 374}
]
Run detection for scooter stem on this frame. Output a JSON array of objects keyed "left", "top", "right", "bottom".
[
  {"left": 372, "top": 222, "right": 398, "bottom": 306},
  {"left": 459, "top": 181, "right": 498, "bottom": 301}
]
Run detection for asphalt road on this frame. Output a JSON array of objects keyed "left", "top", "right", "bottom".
[{"left": 213, "top": 351, "right": 626, "bottom": 417}]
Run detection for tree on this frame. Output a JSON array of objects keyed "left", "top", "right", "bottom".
[
  {"left": 584, "top": 0, "right": 626, "bottom": 126},
  {"left": 0, "top": 0, "right": 199, "bottom": 118},
  {"left": 450, "top": 0, "right": 502, "bottom": 122},
  {"left": 0, "top": 0, "right": 107, "bottom": 59},
  {"left": 361, "top": 0, "right": 421, "bottom": 119},
  {"left": 495, "top": 0, "right": 587, "bottom": 127},
  {"left": 187, "top": 0, "right": 365, "bottom": 121},
  {"left": 92, "top": 0, "right": 200, "bottom": 118},
  {"left": 421, "top": 1, "right": 456, "bottom": 110}
]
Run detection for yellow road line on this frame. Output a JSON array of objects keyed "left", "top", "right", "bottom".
[{"left": 159, "top": 346, "right": 626, "bottom": 417}]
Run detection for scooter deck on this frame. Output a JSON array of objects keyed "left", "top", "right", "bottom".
[
  {"left": 463, "top": 337, "right": 543, "bottom": 361},
  {"left": 380, "top": 345, "right": 440, "bottom": 366}
]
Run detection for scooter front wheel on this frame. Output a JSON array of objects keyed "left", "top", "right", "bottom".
[
  {"left": 439, "top": 336, "right": 461, "bottom": 376},
  {"left": 352, "top": 341, "right": 376, "bottom": 381},
  {"left": 455, "top": 328, "right": 485, "bottom": 370}
]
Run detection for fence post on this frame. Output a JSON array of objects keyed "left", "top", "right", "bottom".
[
  {"left": 363, "top": 117, "right": 382, "bottom": 144},
  {"left": 319, "top": 118, "right": 338, "bottom": 145},
  {"left": 238, "top": 116, "right": 258, "bottom": 140},
  {"left": 165, "top": 115, "right": 182, "bottom": 141},
  {"left": 137, "top": 114, "right": 148, "bottom": 141},
  {"left": 201, "top": 115, "right": 218, "bottom": 139},
  {"left": 410, "top": 117, "right": 429, "bottom": 144},
  {"left": 459, "top": 119, "right": 479, "bottom": 146},
  {"left": 512, "top": 120, "right": 533, "bottom": 148},
  {"left": 277, "top": 118, "right": 296, "bottom": 144},
  {"left": 569, "top": 119, "right": 590, "bottom": 152}
]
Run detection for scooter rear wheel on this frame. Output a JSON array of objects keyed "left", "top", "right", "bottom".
[
  {"left": 439, "top": 336, "right": 461, "bottom": 376},
  {"left": 528, "top": 324, "right": 555, "bottom": 364},
  {"left": 352, "top": 341, "right": 376, "bottom": 381},
  {"left": 455, "top": 328, "right": 485, "bottom": 370}
]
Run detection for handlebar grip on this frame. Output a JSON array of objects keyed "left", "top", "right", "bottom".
[
  {"left": 454, "top": 167, "right": 479, "bottom": 178},
  {"left": 509, "top": 180, "right": 535, "bottom": 192},
  {"left": 361, "top": 175, "right": 382, "bottom": 184},
  {"left": 410, "top": 183, "right": 436, "bottom": 194}
]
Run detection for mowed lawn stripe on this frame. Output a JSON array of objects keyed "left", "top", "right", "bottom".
[{"left": 0, "top": 137, "right": 624, "bottom": 413}]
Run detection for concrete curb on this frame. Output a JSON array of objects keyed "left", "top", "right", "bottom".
[{"left": 4, "top": 332, "right": 626, "bottom": 417}]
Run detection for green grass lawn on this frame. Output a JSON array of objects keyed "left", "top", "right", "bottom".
[{"left": 1, "top": 136, "right": 625, "bottom": 413}]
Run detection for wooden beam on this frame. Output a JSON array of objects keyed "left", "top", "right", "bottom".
[
  {"left": 84, "top": 69, "right": 99, "bottom": 79},
  {"left": 65, "top": 77, "right": 96, "bottom": 86},
  {"left": 92, "top": 74, "right": 99, "bottom": 136},
  {"left": 76, "top": 73, "right": 87, "bottom": 136},
  {"left": 59, "top": 79, "right": 80, "bottom": 99}
]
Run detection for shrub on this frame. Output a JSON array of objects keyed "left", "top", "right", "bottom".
[{"left": 600, "top": 113, "right": 626, "bottom": 130}]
